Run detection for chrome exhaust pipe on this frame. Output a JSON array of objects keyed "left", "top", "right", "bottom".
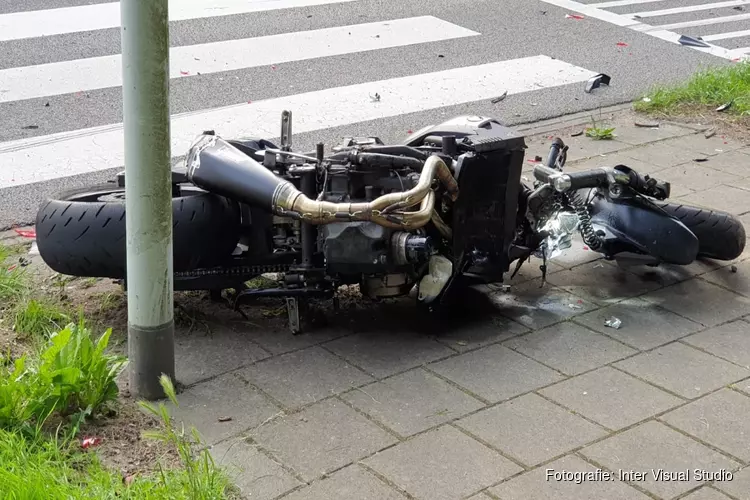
[{"left": 185, "top": 134, "right": 458, "bottom": 229}]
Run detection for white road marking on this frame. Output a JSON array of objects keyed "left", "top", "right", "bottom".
[
  {"left": 0, "top": 0, "right": 360, "bottom": 42},
  {"left": 0, "top": 55, "right": 597, "bottom": 188},
  {"left": 638, "top": 13, "right": 750, "bottom": 32},
  {"left": 702, "top": 29, "right": 750, "bottom": 41},
  {"left": 589, "top": 0, "right": 670, "bottom": 8},
  {"left": 0, "top": 16, "right": 479, "bottom": 104},
  {"left": 629, "top": 0, "right": 750, "bottom": 19},
  {"left": 539, "top": 0, "right": 750, "bottom": 61}
]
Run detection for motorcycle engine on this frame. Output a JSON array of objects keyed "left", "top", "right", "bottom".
[{"left": 317, "top": 140, "right": 434, "bottom": 299}]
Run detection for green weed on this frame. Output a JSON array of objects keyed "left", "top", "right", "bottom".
[
  {"left": 635, "top": 60, "right": 750, "bottom": 116},
  {"left": 0, "top": 424, "right": 232, "bottom": 499},
  {"left": 13, "top": 299, "right": 71, "bottom": 339},
  {"left": 138, "top": 374, "right": 233, "bottom": 499},
  {"left": 0, "top": 246, "right": 29, "bottom": 307},
  {"left": 0, "top": 321, "right": 127, "bottom": 433}
]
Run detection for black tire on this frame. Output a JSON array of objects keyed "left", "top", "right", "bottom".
[
  {"left": 656, "top": 202, "right": 746, "bottom": 261},
  {"left": 35, "top": 184, "right": 241, "bottom": 279}
]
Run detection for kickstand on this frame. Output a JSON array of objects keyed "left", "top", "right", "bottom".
[
  {"left": 286, "top": 297, "right": 312, "bottom": 335},
  {"left": 539, "top": 250, "right": 548, "bottom": 288}
]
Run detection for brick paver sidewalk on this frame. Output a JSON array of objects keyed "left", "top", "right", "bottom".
[{"left": 27, "top": 108, "right": 750, "bottom": 500}]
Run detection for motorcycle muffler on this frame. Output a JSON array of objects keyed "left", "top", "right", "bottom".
[{"left": 185, "top": 133, "right": 458, "bottom": 229}]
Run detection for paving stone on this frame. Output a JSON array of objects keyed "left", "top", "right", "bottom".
[
  {"left": 615, "top": 342, "right": 750, "bottom": 399},
  {"left": 702, "top": 149, "right": 750, "bottom": 178},
  {"left": 281, "top": 465, "right": 407, "bottom": 500},
  {"left": 545, "top": 260, "right": 664, "bottom": 306},
  {"left": 624, "top": 140, "right": 707, "bottom": 169},
  {"left": 640, "top": 279, "right": 750, "bottom": 327},
  {"left": 457, "top": 393, "right": 607, "bottom": 466},
  {"left": 489, "top": 278, "right": 599, "bottom": 331},
  {"left": 253, "top": 399, "right": 397, "bottom": 482},
  {"left": 566, "top": 154, "right": 660, "bottom": 174},
  {"left": 227, "top": 320, "right": 349, "bottom": 355},
  {"left": 174, "top": 326, "right": 271, "bottom": 386},
  {"left": 682, "top": 487, "right": 734, "bottom": 500},
  {"left": 702, "top": 259, "right": 750, "bottom": 298},
  {"left": 210, "top": 438, "right": 302, "bottom": 500},
  {"left": 548, "top": 235, "right": 605, "bottom": 269},
  {"left": 539, "top": 367, "right": 683, "bottom": 430},
  {"left": 662, "top": 389, "right": 750, "bottom": 462},
  {"left": 655, "top": 163, "right": 742, "bottom": 195},
  {"left": 433, "top": 313, "right": 529, "bottom": 353},
  {"left": 524, "top": 134, "right": 631, "bottom": 164},
  {"left": 580, "top": 421, "right": 741, "bottom": 499},
  {"left": 342, "top": 368, "right": 484, "bottom": 437},
  {"left": 607, "top": 119, "right": 694, "bottom": 147},
  {"left": 323, "top": 330, "right": 455, "bottom": 379},
  {"left": 715, "top": 466, "right": 750, "bottom": 499},
  {"left": 169, "top": 372, "right": 281, "bottom": 445},
  {"left": 429, "top": 343, "right": 564, "bottom": 403},
  {"left": 683, "top": 320, "right": 750, "bottom": 368},
  {"left": 684, "top": 135, "right": 749, "bottom": 157},
  {"left": 489, "top": 454, "right": 650, "bottom": 500},
  {"left": 239, "top": 346, "right": 373, "bottom": 409},
  {"left": 364, "top": 425, "right": 522, "bottom": 500},
  {"left": 574, "top": 298, "right": 703, "bottom": 351},
  {"left": 679, "top": 185, "right": 750, "bottom": 215},
  {"left": 504, "top": 321, "right": 637, "bottom": 376}
]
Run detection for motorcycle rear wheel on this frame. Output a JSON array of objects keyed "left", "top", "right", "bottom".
[
  {"left": 657, "top": 202, "right": 746, "bottom": 261},
  {"left": 35, "top": 184, "right": 242, "bottom": 279}
]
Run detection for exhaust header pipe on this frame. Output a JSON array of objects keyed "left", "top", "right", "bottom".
[{"left": 185, "top": 134, "right": 458, "bottom": 230}]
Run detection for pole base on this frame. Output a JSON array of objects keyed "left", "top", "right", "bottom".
[{"left": 128, "top": 321, "right": 176, "bottom": 400}]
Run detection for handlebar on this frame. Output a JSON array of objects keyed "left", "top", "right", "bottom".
[{"left": 533, "top": 162, "right": 670, "bottom": 200}]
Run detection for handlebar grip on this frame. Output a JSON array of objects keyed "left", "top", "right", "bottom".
[{"left": 566, "top": 170, "right": 609, "bottom": 190}]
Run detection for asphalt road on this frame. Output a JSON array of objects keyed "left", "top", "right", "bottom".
[{"left": 0, "top": 0, "right": 744, "bottom": 228}]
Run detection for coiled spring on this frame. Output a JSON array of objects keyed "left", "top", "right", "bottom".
[{"left": 566, "top": 191, "right": 603, "bottom": 251}]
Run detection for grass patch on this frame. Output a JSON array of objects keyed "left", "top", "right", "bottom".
[
  {"left": 0, "top": 245, "right": 29, "bottom": 308},
  {"left": 13, "top": 299, "right": 73, "bottom": 339},
  {"left": 635, "top": 61, "right": 750, "bottom": 116},
  {"left": 0, "top": 320, "right": 126, "bottom": 432}
]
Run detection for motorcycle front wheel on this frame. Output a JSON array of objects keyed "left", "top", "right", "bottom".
[
  {"left": 657, "top": 202, "right": 746, "bottom": 261},
  {"left": 35, "top": 184, "right": 242, "bottom": 279}
]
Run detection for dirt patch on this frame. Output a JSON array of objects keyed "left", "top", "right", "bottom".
[
  {"left": 80, "top": 395, "right": 180, "bottom": 479},
  {"left": 636, "top": 105, "right": 750, "bottom": 144}
]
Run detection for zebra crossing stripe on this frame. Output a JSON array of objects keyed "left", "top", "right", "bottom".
[
  {"left": 0, "top": 16, "right": 479, "bottom": 103},
  {"left": 0, "top": 55, "right": 598, "bottom": 189},
  {"left": 0, "top": 0, "right": 360, "bottom": 42}
]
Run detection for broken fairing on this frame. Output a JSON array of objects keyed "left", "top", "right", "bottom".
[
  {"left": 533, "top": 212, "right": 581, "bottom": 260},
  {"left": 418, "top": 255, "right": 453, "bottom": 304}
]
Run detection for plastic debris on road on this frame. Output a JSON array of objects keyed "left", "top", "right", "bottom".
[
  {"left": 566, "top": 14, "right": 585, "bottom": 19},
  {"left": 604, "top": 317, "right": 622, "bottom": 329},
  {"left": 81, "top": 437, "right": 102, "bottom": 449},
  {"left": 585, "top": 73, "right": 611, "bottom": 94},
  {"left": 491, "top": 91, "right": 508, "bottom": 104},
  {"left": 14, "top": 228, "right": 36, "bottom": 239}
]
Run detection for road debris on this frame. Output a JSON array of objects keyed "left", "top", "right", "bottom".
[
  {"left": 565, "top": 14, "right": 585, "bottom": 19},
  {"left": 369, "top": 92, "right": 381, "bottom": 102},
  {"left": 634, "top": 121, "right": 659, "bottom": 128},
  {"left": 456, "top": 340, "right": 468, "bottom": 346},
  {"left": 180, "top": 70, "right": 189, "bottom": 75},
  {"left": 81, "top": 437, "right": 103, "bottom": 449},
  {"left": 491, "top": 91, "right": 508, "bottom": 104},
  {"left": 585, "top": 73, "right": 611, "bottom": 94},
  {"left": 571, "top": 130, "right": 584, "bottom": 137},
  {"left": 731, "top": 265, "right": 738, "bottom": 273},
  {"left": 704, "top": 128, "right": 717, "bottom": 138},
  {"left": 14, "top": 228, "right": 36, "bottom": 239},
  {"left": 641, "top": 97, "right": 651, "bottom": 102},
  {"left": 604, "top": 316, "right": 622, "bottom": 329},
  {"left": 693, "top": 158, "right": 709, "bottom": 162},
  {"left": 218, "top": 416, "right": 233, "bottom": 423},
  {"left": 678, "top": 35, "right": 710, "bottom": 48},
  {"left": 21, "top": 125, "right": 39, "bottom": 130},
  {"left": 716, "top": 100, "right": 733, "bottom": 112},
  {"left": 44, "top": 102, "right": 50, "bottom": 107},
  {"left": 616, "top": 42, "right": 629, "bottom": 47},
  {"left": 568, "top": 303, "right": 583, "bottom": 310}
]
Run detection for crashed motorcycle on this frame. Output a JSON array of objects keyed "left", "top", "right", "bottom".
[{"left": 35, "top": 112, "right": 746, "bottom": 332}]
